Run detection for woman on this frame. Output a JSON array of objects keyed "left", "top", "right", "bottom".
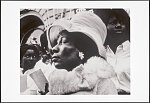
[
  {"left": 20, "top": 44, "right": 40, "bottom": 94},
  {"left": 104, "top": 9, "right": 130, "bottom": 53},
  {"left": 104, "top": 9, "right": 130, "bottom": 94},
  {"left": 20, "top": 44, "right": 40, "bottom": 74},
  {"left": 46, "top": 11, "right": 117, "bottom": 95},
  {"left": 20, "top": 44, "right": 52, "bottom": 95}
]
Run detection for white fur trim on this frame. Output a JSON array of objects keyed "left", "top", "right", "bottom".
[
  {"left": 48, "top": 56, "right": 115, "bottom": 95},
  {"left": 83, "top": 56, "right": 115, "bottom": 78}
]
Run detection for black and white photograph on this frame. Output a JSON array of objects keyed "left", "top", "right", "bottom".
[
  {"left": 1, "top": 1, "right": 149, "bottom": 102},
  {"left": 20, "top": 8, "right": 130, "bottom": 95}
]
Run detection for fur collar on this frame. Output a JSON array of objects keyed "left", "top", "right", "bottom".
[{"left": 48, "top": 56, "right": 115, "bottom": 95}]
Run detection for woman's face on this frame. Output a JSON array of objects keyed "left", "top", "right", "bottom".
[
  {"left": 21, "top": 49, "right": 39, "bottom": 70},
  {"left": 50, "top": 31, "right": 81, "bottom": 71},
  {"left": 107, "top": 15, "right": 126, "bottom": 35}
]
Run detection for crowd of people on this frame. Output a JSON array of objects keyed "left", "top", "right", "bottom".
[{"left": 20, "top": 9, "right": 130, "bottom": 95}]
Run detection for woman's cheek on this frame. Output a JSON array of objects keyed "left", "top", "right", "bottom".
[
  {"left": 107, "top": 25, "right": 114, "bottom": 31},
  {"left": 60, "top": 45, "right": 78, "bottom": 58}
]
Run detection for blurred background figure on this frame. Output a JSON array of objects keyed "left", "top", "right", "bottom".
[
  {"left": 20, "top": 44, "right": 40, "bottom": 73},
  {"left": 104, "top": 9, "right": 130, "bottom": 95},
  {"left": 20, "top": 44, "right": 40, "bottom": 94},
  {"left": 104, "top": 9, "right": 130, "bottom": 53},
  {"left": 20, "top": 44, "right": 53, "bottom": 95}
]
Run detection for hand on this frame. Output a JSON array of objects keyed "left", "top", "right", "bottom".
[{"left": 38, "top": 83, "right": 49, "bottom": 95}]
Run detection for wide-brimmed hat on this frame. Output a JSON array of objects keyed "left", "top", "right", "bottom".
[
  {"left": 47, "top": 11, "right": 107, "bottom": 58},
  {"left": 20, "top": 10, "right": 45, "bottom": 45}
]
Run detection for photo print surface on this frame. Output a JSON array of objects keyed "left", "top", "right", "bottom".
[{"left": 20, "top": 8, "right": 130, "bottom": 95}]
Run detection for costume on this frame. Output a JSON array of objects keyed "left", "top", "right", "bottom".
[
  {"left": 106, "top": 40, "right": 130, "bottom": 94},
  {"left": 47, "top": 56, "right": 117, "bottom": 95}
]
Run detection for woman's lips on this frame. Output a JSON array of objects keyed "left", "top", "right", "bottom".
[
  {"left": 52, "top": 56, "right": 60, "bottom": 62},
  {"left": 114, "top": 29, "right": 123, "bottom": 33},
  {"left": 27, "top": 61, "right": 35, "bottom": 65}
]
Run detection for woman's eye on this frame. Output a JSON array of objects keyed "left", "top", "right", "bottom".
[
  {"left": 33, "top": 55, "right": 36, "bottom": 58},
  {"left": 62, "top": 38, "right": 68, "bottom": 43},
  {"left": 25, "top": 55, "right": 29, "bottom": 58},
  {"left": 58, "top": 38, "right": 68, "bottom": 45}
]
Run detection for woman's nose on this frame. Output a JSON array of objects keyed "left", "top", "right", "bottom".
[
  {"left": 29, "top": 56, "right": 33, "bottom": 60},
  {"left": 51, "top": 45, "right": 59, "bottom": 54},
  {"left": 115, "top": 22, "right": 122, "bottom": 29}
]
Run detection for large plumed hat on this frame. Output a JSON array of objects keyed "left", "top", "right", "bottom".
[{"left": 47, "top": 11, "right": 107, "bottom": 58}]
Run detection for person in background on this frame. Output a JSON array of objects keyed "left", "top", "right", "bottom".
[
  {"left": 20, "top": 44, "right": 40, "bottom": 94},
  {"left": 44, "top": 11, "right": 117, "bottom": 95},
  {"left": 104, "top": 9, "right": 130, "bottom": 94},
  {"left": 20, "top": 44, "right": 53, "bottom": 95},
  {"left": 20, "top": 44, "right": 40, "bottom": 74}
]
